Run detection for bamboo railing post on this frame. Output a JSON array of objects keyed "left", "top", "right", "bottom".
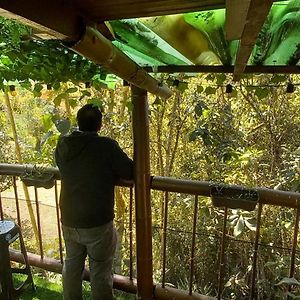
[{"left": 131, "top": 85, "right": 153, "bottom": 299}]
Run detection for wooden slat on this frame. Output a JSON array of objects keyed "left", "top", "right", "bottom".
[
  {"left": 72, "top": 0, "right": 226, "bottom": 21},
  {"left": 0, "top": 0, "right": 83, "bottom": 41},
  {"left": 225, "top": 0, "right": 251, "bottom": 41},
  {"left": 233, "top": 0, "right": 273, "bottom": 81},
  {"left": 73, "top": 0, "right": 284, "bottom": 22}
]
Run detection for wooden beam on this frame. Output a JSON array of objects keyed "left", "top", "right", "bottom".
[
  {"left": 71, "top": 0, "right": 285, "bottom": 21},
  {"left": 72, "top": 27, "right": 172, "bottom": 98},
  {"left": 132, "top": 86, "right": 153, "bottom": 300},
  {"left": 143, "top": 65, "right": 300, "bottom": 74},
  {"left": 225, "top": 0, "right": 251, "bottom": 41},
  {"left": 0, "top": 0, "right": 83, "bottom": 41},
  {"left": 233, "top": 0, "right": 273, "bottom": 81},
  {"left": 71, "top": 0, "right": 226, "bottom": 22}
]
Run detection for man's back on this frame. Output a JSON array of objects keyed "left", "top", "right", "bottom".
[{"left": 55, "top": 130, "right": 133, "bottom": 228}]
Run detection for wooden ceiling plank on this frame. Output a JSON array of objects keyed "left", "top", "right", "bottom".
[
  {"left": 73, "top": 0, "right": 284, "bottom": 22},
  {"left": 72, "top": 0, "right": 226, "bottom": 22},
  {"left": 0, "top": 0, "right": 83, "bottom": 41},
  {"left": 233, "top": 0, "right": 273, "bottom": 81},
  {"left": 225, "top": 0, "right": 251, "bottom": 41}
]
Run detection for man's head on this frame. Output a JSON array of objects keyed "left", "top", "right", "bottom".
[{"left": 77, "top": 104, "right": 102, "bottom": 132}]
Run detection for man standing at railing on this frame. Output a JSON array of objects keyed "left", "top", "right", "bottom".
[{"left": 55, "top": 103, "right": 133, "bottom": 300}]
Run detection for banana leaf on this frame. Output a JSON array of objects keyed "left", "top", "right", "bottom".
[
  {"left": 109, "top": 19, "right": 191, "bottom": 65},
  {"left": 113, "top": 40, "right": 164, "bottom": 67},
  {"left": 262, "top": 0, "right": 300, "bottom": 65},
  {"left": 184, "top": 9, "right": 231, "bottom": 65},
  {"left": 140, "top": 15, "right": 221, "bottom": 65}
]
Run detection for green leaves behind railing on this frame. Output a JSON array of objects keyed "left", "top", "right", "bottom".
[
  {"left": 87, "top": 97, "right": 104, "bottom": 110},
  {"left": 205, "top": 86, "right": 217, "bottom": 95},
  {"left": 228, "top": 212, "right": 257, "bottom": 237},
  {"left": 195, "top": 101, "right": 208, "bottom": 117},
  {"left": 53, "top": 87, "right": 78, "bottom": 107},
  {"left": 53, "top": 118, "right": 71, "bottom": 135},
  {"left": 255, "top": 87, "right": 270, "bottom": 99},
  {"left": 276, "top": 277, "right": 300, "bottom": 287}
]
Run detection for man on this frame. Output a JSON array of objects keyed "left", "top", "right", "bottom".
[{"left": 55, "top": 103, "right": 133, "bottom": 300}]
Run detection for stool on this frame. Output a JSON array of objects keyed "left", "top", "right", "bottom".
[{"left": 0, "top": 220, "right": 34, "bottom": 300}]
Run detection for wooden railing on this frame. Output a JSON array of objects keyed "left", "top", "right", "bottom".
[
  {"left": 1, "top": 163, "right": 300, "bottom": 299},
  {"left": 0, "top": 163, "right": 136, "bottom": 294}
]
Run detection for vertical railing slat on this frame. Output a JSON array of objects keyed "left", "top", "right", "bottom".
[
  {"left": 189, "top": 195, "right": 199, "bottom": 295},
  {"left": 0, "top": 191, "right": 3, "bottom": 220},
  {"left": 13, "top": 176, "right": 21, "bottom": 226},
  {"left": 34, "top": 187, "right": 44, "bottom": 259},
  {"left": 161, "top": 191, "right": 169, "bottom": 288},
  {"left": 249, "top": 203, "right": 263, "bottom": 299},
  {"left": 289, "top": 208, "right": 300, "bottom": 278},
  {"left": 129, "top": 187, "right": 134, "bottom": 280},
  {"left": 217, "top": 207, "right": 228, "bottom": 300},
  {"left": 54, "top": 181, "right": 63, "bottom": 264}
]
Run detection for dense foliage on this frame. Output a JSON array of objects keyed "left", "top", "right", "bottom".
[{"left": 0, "top": 17, "right": 106, "bottom": 89}]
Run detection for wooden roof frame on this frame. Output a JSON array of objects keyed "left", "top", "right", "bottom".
[
  {"left": 0, "top": 0, "right": 294, "bottom": 90},
  {"left": 233, "top": 0, "right": 274, "bottom": 81}
]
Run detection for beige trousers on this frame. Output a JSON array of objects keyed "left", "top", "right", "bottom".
[{"left": 62, "top": 221, "right": 117, "bottom": 300}]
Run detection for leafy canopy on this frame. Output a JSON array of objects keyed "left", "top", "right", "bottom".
[{"left": 0, "top": 17, "right": 107, "bottom": 89}]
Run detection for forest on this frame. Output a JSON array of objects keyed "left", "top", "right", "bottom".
[{"left": 1, "top": 16, "right": 300, "bottom": 299}]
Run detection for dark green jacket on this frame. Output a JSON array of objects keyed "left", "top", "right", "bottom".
[{"left": 55, "top": 131, "right": 133, "bottom": 228}]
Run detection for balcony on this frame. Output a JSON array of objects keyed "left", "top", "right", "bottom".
[{"left": 1, "top": 163, "right": 300, "bottom": 299}]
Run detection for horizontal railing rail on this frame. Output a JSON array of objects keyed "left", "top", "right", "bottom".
[{"left": 2, "top": 163, "right": 300, "bottom": 207}]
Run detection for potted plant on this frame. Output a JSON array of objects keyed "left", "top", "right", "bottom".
[{"left": 21, "top": 165, "right": 55, "bottom": 189}]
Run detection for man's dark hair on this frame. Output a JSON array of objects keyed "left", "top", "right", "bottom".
[{"left": 77, "top": 104, "right": 102, "bottom": 132}]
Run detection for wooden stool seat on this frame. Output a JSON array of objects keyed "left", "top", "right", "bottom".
[{"left": 0, "top": 220, "right": 34, "bottom": 300}]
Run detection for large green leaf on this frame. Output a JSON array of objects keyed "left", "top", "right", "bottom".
[
  {"left": 54, "top": 118, "right": 71, "bottom": 135},
  {"left": 245, "top": 218, "right": 257, "bottom": 231},
  {"left": 233, "top": 216, "right": 244, "bottom": 237},
  {"left": 276, "top": 277, "right": 300, "bottom": 286},
  {"left": 255, "top": 88, "right": 270, "bottom": 99},
  {"left": 53, "top": 93, "right": 68, "bottom": 107}
]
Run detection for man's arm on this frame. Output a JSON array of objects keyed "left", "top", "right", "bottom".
[{"left": 111, "top": 141, "right": 133, "bottom": 180}]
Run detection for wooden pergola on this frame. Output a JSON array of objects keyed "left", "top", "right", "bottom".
[
  {"left": 0, "top": 1, "right": 297, "bottom": 299},
  {"left": 0, "top": 0, "right": 294, "bottom": 89}
]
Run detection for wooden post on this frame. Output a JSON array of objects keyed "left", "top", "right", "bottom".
[{"left": 131, "top": 85, "right": 153, "bottom": 299}]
